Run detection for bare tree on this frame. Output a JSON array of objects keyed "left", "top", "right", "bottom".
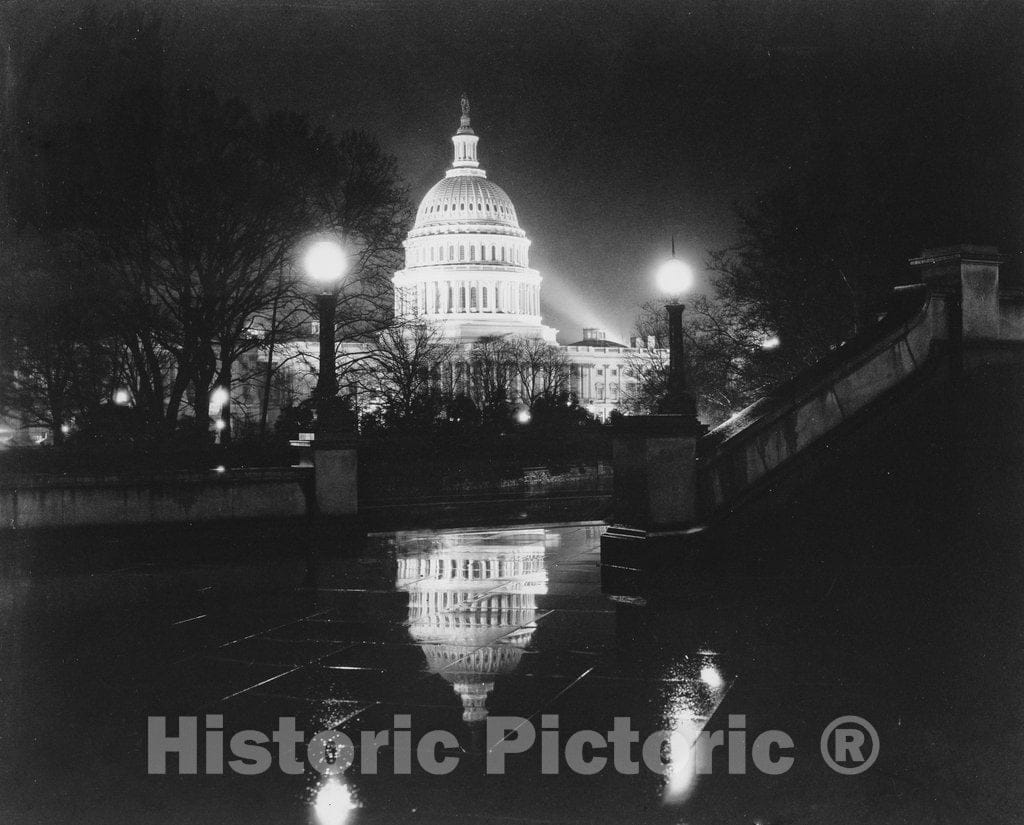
[
  {"left": 468, "top": 335, "right": 517, "bottom": 415},
  {"left": 0, "top": 231, "right": 120, "bottom": 443},
  {"left": 621, "top": 296, "right": 763, "bottom": 424},
  {"left": 509, "top": 337, "right": 570, "bottom": 409},
  {"left": 361, "top": 320, "right": 455, "bottom": 424},
  {"left": 6, "top": 10, "right": 411, "bottom": 442}
]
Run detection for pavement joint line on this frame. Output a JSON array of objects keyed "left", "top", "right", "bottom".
[
  {"left": 168, "top": 609, "right": 338, "bottom": 665},
  {"left": 171, "top": 614, "right": 207, "bottom": 626},
  {"left": 205, "top": 641, "right": 362, "bottom": 708},
  {"left": 206, "top": 641, "right": 357, "bottom": 669},
  {"left": 214, "top": 609, "right": 336, "bottom": 649},
  {"left": 213, "top": 665, "right": 304, "bottom": 705},
  {"left": 488, "top": 666, "right": 596, "bottom": 752}
]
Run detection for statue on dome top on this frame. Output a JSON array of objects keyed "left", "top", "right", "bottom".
[{"left": 460, "top": 93, "right": 470, "bottom": 118}]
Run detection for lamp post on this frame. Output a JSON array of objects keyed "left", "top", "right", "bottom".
[
  {"left": 297, "top": 236, "right": 359, "bottom": 519},
  {"left": 303, "top": 239, "right": 348, "bottom": 403},
  {"left": 599, "top": 242, "right": 706, "bottom": 563},
  {"left": 655, "top": 244, "right": 697, "bottom": 420}
]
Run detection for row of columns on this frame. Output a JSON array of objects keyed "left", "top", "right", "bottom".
[
  {"left": 408, "top": 242, "right": 525, "bottom": 267},
  {"left": 434, "top": 360, "right": 536, "bottom": 401},
  {"left": 408, "top": 279, "right": 540, "bottom": 316}
]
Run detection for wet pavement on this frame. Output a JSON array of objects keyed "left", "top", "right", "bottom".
[
  {"left": 3, "top": 372, "right": 1024, "bottom": 825},
  {"left": 2, "top": 503, "right": 1022, "bottom": 824}
]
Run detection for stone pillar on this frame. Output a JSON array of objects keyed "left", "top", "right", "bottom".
[
  {"left": 910, "top": 245, "right": 1003, "bottom": 341},
  {"left": 600, "top": 414, "right": 708, "bottom": 570},
  {"left": 312, "top": 430, "right": 358, "bottom": 517}
]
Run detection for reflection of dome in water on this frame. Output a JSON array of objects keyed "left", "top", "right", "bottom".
[{"left": 394, "top": 529, "right": 549, "bottom": 724}]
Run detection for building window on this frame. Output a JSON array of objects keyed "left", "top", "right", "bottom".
[
  {"left": 459, "top": 246, "right": 465, "bottom": 261},
  {"left": 449, "top": 245, "right": 454, "bottom": 260},
  {"left": 470, "top": 246, "right": 476, "bottom": 261},
  {"left": 470, "top": 286, "right": 478, "bottom": 309},
  {"left": 491, "top": 245, "right": 496, "bottom": 260}
]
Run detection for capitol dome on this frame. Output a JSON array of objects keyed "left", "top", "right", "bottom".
[
  {"left": 413, "top": 175, "right": 520, "bottom": 230},
  {"left": 392, "top": 96, "right": 557, "bottom": 344}
]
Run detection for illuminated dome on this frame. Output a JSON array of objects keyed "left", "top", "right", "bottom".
[
  {"left": 414, "top": 176, "right": 519, "bottom": 230},
  {"left": 393, "top": 95, "right": 557, "bottom": 344}
]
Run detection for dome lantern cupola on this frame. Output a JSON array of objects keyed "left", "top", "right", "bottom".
[{"left": 451, "top": 93, "right": 480, "bottom": 170}]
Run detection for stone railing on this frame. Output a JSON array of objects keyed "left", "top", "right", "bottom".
[
  {"left": 700, "top": 245, "right": 1020, "bottom": 516},
  {"left": 699, "top": 284, "right": 935, "bottom": 513},
  {"left": 601, "top": 245, "right": 1023, "bottom": 561},
  {"left": 0, "top": 466, "right": 311, "bottom": 530}
]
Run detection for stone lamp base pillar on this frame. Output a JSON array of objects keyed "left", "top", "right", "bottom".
[
  {"left": 600, "top": 414, "right": 707, "bottom": 571},
  {"left": 312, "top": 429, "right": 358, "bottom": 517}
]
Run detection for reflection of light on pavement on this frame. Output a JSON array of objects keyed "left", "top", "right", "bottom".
[
  {"left": 314, "top": 776, "right": 357, "bottom": 825},
  {"left": 700, "top": 664, "right": 724, "bottom": 690},
  {"left": 659, "top": 700, "right": 708, "bottom": 802},
  {"left": 664, "top": 715, "right": 702, "bottom": 803},
  {"left": 661, "top": 655, "right": 729, "bottom": 806}
]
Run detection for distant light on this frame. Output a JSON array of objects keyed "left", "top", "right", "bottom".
[
  {"left": 516, "top": 408, "right": 532, "bottom": 424},
  {"left": 304, "top": 239, "right": 348, "bottom": 284},
  {"left": 700, "top": 665, "right": 724, "bottom": 690},
  {"left": 214, "top": 419, "right": 227, "bottom": 431},
  {"left": 314, "top": 777, "right": 356, "bottom": 825},
  {"left": 113, "top": 389, "right": 131, "bottom": 406},
  {"left": 60, "top": 424, "right": 71, "bottom": 435},
  {"left": 656, "top": 258, "right": 694, "bottom": 297},
  {"left": 761, "top": 335, "right": 781, "bottom": 350},
  {"left": 214, "top": 465, "right": 226, "bottom": 474},
  {"left": 210, "top": 386, "right": 230, "bottom": 409}
]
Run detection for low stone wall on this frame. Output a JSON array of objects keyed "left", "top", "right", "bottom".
[
  {"left": 0, "top": 467, "right": 311, "bottom": 530},
  {"left": 700, "top": 288, "right": 936, "bottom": 512}
]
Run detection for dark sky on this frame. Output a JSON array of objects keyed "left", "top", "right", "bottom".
[{"left": 6, "top": 0, "right": 1023, "bottom": 343}]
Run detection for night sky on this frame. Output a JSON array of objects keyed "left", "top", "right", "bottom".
[{"left": 5, "top": 0, "right": 1023, "bottom": 343}]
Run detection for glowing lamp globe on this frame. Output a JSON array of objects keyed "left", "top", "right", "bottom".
[
  {"left": 304, "top": 240, "right": 348, "bottom": 284},
  {"left": 656, "top": 257, "right": 694, "bottom": 297}
]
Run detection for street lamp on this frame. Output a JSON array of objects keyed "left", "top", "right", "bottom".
[
  {"left": 303, "top": 239, "right": 348, "bottom": 402},
  {"left": 655, "top": 240, "right": 697, "bottom": 420}
]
